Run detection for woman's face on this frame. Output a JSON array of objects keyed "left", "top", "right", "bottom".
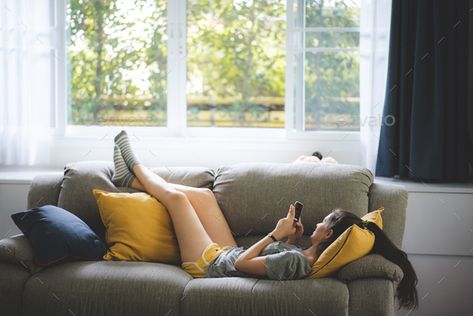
[{"left": 310, "top": 212, "right": 334, "bottom": 244}]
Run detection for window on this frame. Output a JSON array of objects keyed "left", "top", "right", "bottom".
[
  {"left": 187, "top": 0, "right": 286, "bottom": 128},
  {"left": 288, "top": 0, "right": 360, "bottom": 131},
  {"left": 66, "top": 0, "right": 360, "bottom": 132},
  {"left": 67, "top": 0, "right": 167, "bottom": 126}
]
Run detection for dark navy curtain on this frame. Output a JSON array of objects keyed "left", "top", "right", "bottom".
[{"left": 375, "top": 0, "right": 473, "bottom": 181}]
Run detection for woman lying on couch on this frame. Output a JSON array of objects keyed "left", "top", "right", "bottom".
[{"left": 112, "top": 130, "right": 418, "bottom": 310}]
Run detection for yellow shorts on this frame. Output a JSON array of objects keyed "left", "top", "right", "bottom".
[{"left": 181, "top": 242, "right": 232, "bottom": 278}]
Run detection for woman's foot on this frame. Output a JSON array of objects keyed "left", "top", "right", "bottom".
[
  {"left": 114, "top": 130, "right": 140, "bottom": 170},
  {"left": 111, "top": 144, "right": 136, "bottom": 187}
]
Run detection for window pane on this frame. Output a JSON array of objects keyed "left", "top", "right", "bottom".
[
  {"left": 186, "top": 0, "right": 286, "bottom": 128},
  {"left": 68, "top": 0, "right": 167, "bottom": 126},
  {"left": 305, "top": 0, "right": 360, "bottom": 28},
  {"left": 305, "top": 31, "right": 358, "bottom": 49},
  {"left": 303, "top": 0, "right": 360, "bottom": 131},
  {"left": 305, "top": 50, "right": 359, "bottom": 130}
]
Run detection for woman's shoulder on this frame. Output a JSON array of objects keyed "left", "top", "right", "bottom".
[
  {"left": 261, "top": 241, "right": 303, "bottom": 255},
  {"left": 264, "top": 248, "right": 313, "bottom": 280}
]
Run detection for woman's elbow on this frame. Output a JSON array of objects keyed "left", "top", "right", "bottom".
[{"left": 234, "top": 259, "right": 244, "bottom": 271}]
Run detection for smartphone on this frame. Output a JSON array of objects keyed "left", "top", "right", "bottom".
[{"left": 293, "top": 201, "right": 304, "bottom": 225}]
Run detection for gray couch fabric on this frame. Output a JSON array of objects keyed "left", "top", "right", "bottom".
[
  {"left": 181, "top": 278, "right": 349, "bottom": 316},
  {"left": 1, "top": 160, "right": 408, "bottom": 316},
  {"left": 22, "top": 261, "right": 190, "bottom": 316},
  {"left": 337, "top": 254, "right": 404, "bottom": 283},
  {"left": 347, "top": 278, "right": 396, "bottom": 316},
  {"left": 212, "top": 162, "right": 374, "bottom": 237},
  {"left": 0, "top": 263, "right": 30, "bottom": 316},
  {"left": 368, "top": 182, "right": 408, "bottom": 248},
  {"left": 27, "top": 172, "right": 63, "bottom": 209},
  {"left": 0, "top": 234, "right": 43, "bottom": 274}
]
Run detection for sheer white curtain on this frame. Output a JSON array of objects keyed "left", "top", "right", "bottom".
[
  {"left": 0, "top": 0, "right": 56, "bottom": 166},
  {"left": 360, "top": 0, "right": 392, "bottom": 173}
]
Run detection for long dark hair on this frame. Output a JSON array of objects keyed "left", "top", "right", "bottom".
[{"left": 316, "top": 208, "right": 418, "bottom": 310}]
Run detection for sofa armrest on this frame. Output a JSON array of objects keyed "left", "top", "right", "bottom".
[
  {"left": 0, "top": 234, "right": 43, "bottom": 274},
  {"left": 337, "top": 254, "right": 403, "bottom": 283},
  {"left": 368, "top": 182, "right": 408, "bottom": 249}
]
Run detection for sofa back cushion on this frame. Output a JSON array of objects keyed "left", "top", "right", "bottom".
[
  {"left": 57, "top": 161, "right": 215, "bottom": 240},
  {"left": 212, "top": 162, "right": 374, "bottom": 237}
]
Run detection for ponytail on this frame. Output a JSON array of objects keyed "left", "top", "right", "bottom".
[
  {"left": 317, "top": 209, "right": 419, "bottom": 310},
  {"left": 362, "top": 221, "right": 419, "bottom": 310}
]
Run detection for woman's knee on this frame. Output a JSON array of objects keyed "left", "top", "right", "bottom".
[
  {"left": 198, "top": 187, "right": 213, "bottom": 196},
  {"left": 197, "top": 188, "right": 216, "bottom": 200},
  {"left": 165, "top": 190, "right": 188, "bottom": 204}
]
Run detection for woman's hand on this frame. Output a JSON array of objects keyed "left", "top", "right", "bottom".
[
  {"left": 271, "top": 204, "right": 297, "bottom": 240},
  {"left": 287, "top": 216, "right": 304, "bottom": 244}
]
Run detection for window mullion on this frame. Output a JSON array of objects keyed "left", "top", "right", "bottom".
[
  {"left": 300, "top": 0, "right": 306, "bottom": 132},
  {"left": 178, "top": 0, "right": 187, "bottom": 136},
  {"left": 285, "top": 0, "right": 295, "bottom": 135},
  {"left": 286, "top": 0, "right": 305, "bottom": 136},
  {"left": 56, "top": 0, "right": 66, "bottom": 136},
  {"left": 166, "top": 0, "right": 186, "bottom": 136}
]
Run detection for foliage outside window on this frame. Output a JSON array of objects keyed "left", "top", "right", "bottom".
[
  {"left": 68, "top": 0, "right": 167, "bottom": 126},
  {"left": 187, "top": 0, "right": 286, "bottom": 128},
  {"left": 67, "top": 0, "right": 360, "bottom": 130},
  {"left": 301, "top": 0, "right": 360, "bottom": 131}
]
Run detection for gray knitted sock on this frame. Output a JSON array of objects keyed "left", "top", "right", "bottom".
[
  {"left": 111, "top": 144, "right": 136, "bottom": 187},
  {"left": 114, "top": 130, "right": 140, "bottom": 170}
]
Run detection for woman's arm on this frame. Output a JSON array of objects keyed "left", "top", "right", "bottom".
[
  {"left": 234, "top": 234, "right": 278, "bottom": 276},
  {"left": 234, "top": 204, "right": 297, "bottom": 276}
]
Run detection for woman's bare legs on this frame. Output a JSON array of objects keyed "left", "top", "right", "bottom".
[
  {"left": 113, "top": 129, "right": 236, "bottom": 260},
  {"left": 130, "top": 163, "right": 213, "bottom": 262},
  {"left": 131, "top": 178, "right": 237, "bottom": 248}
]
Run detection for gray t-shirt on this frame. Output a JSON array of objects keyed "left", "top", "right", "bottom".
[{"left": 205, "top": 241, "right": 312, "bottom": 280}]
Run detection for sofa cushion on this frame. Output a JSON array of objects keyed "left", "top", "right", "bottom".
[
  {"left": 22, "top": 261, "right": 191, "bottom": 316},
  {"left": 27, "top": 173, "right": 64, "bottom": 209},
  {"left": 307, "top": 207, "right": 385, "bottom": 278},
  {"left": 57, "top": 160, "right": 216, "bottom": 240},
  {"left": 337, "top": 254, "right": 404, "bottom": 283},
  {"left": 93, "top": 189, "right": 181, "bottom": 264},
  {"left": 180, "top": 277, "right": 349, "bottom": 316},
  {"left": 308, "top": 225, "right": 375, "bottom": 278},
  {"left": 362, "top": 206, "right": 384, "bottom": 229},
  {"left": 212, "top": 162, "right": 374, "bottom": 236},
  {"left": 11, "top": 205, "right": 106, "bottom": 267}
]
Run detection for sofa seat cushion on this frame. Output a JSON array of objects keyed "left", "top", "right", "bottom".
[
  {"left": 181, "top": 277, "right": 349, "bottom": 316},
  {"left": 22, "top": 261, "right": 192, "bottom": 316}
]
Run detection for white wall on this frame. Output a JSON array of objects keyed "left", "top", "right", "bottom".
[
  {"left": 0, "top": 182, "right": 29, "bottom": 238},
  {"left": 396, "top": 190, "right": 473, "bottom": 316}
]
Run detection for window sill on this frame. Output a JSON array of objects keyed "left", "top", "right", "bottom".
[
  {"left": 374, "top": 177, "right": 473, "bottom": 194},
  {"left": 0, "top": 167, "right": 63, "bottom": 184},
  {"left": 61, "top": 125, "right": 360, "bottom": 142}
]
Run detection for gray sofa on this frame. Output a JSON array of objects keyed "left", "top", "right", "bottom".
[{"left": 0, "top": 161, "right": 407, "bottom": 316}]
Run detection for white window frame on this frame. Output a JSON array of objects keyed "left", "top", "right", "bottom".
[{"left": 54, "top": 0, "right": 360, "bottom": 143}]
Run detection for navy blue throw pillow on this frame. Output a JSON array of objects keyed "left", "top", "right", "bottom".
[{"left": 11, "top": 205, "right": 107, "bottom": 267}]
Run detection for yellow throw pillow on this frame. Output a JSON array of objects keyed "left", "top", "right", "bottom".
[
  {"left": 307, "top": 207, "right": 384, "bottom": 278},
  {"left": 361, "top": 206, "right": 384, "bottom": 229},
  {"left": 93, "top": 189, "right": 181, "bottom": 264},
  {"left": 308, "top": 225, "right": 375, "bottom": 278}
]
